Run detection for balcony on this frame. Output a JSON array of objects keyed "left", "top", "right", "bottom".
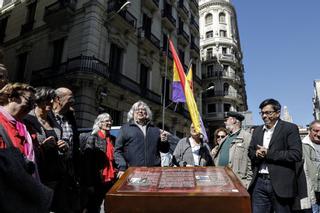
[
  {"left": 205, "top": 112, "right": 225, "bottom": 121},
  {"left": 190, "top": 16, "right": 199, "bottom": 35},
  {"left": 106, "top": 1, "right": 137, "bottom": 32},
  {"left": 177, "top": 27, "right": 189, "bottom": 46},
  {"left": 43, "top": 0, "right": 76, "bottom": 27},
  {"left": 220, "top": 54, "right": 237, "bottom": 63},
  {"left": 178, "top": 0, "right": 189, "bottom": 20},
  {"left": 161, "top": 9, "right": 176, "bottom": 31},
  {"left": 31, "top": 55, "right": 161, "bottom": 104},
  {"left": 190, "top": 41, "right": 200, "bottom": 57},
  {"left": 205, "top": 90, "right": 242, "bottom": 102},
  {"left": 141, "top": 0, "right": 159, "bottom": 12},
  {"left": 189, "top": 0, "right": 199, "bottom": 13},
  {"left": 203, "top": 71, "right": 241, "bottom": 82},
  {"left": 20, "top": 21, "right": 34, "bottom": 35},
  {"left": 138, "top": 27, "right": 161, "bottom": 52}
]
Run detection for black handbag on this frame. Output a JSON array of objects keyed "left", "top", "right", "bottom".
[{"left": 0, "top": 124, "right": 53, "bottom": 213}]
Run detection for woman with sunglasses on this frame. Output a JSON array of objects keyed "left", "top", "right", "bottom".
[{"left": 211, "top": 127, "right": 228, "bottom": 157}]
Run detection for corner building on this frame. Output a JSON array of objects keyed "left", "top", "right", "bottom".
[
  {"left": 0, "top": 0, "right": 201, "bottom": 137},
  {"left": 199, "top": 0, "right": 248, "bottom": 134}
]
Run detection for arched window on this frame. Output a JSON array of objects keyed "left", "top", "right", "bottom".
[
  {"left": 223, "top": 83, "right": 229, "bottom": 95},
  {"left": 219, "top": 12, "right": 226, "bottom": 23},
  {"left": 205, "top": 13, "right": 213, "bottom": 25}
]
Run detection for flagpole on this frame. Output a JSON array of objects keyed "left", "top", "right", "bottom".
[{"left": 162, "top": 35, "right": 169, "bottom": 130}]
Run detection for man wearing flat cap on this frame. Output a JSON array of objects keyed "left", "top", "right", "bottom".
[{"left": 213, "top": 111, "right": 252, "bottom": 188}]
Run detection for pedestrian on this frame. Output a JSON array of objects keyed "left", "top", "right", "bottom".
[
  {"left": 114, "top": 100, "right": 169, "bottom": 178},
  {"left": 301, "top": 120, "right": 320, "bottom": 212},
  {"left": 173, "top": 123, "right": 213, "bottom": 166},
  {"left": 214, "top": 111, "right": 252, "bottom": 187},
  {"left": 248, "top": 98, "right": 303, "bottom": 213},
  {"left": 82, "top": 113, "right": 117, "bottom": 213}
]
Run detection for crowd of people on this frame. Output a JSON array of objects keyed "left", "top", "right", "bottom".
[{"left": 1, "top": 50, "right": 320, "bottom": 213}]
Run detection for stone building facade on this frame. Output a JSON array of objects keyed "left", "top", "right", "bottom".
[
  {"left": 0, "top": 0, "right": 201, "bottom": 137},
  {"left": 313, "top": 80, "right": 320, "bottom": 120},
  {"left": 199, "top": 0, "right": 247, "bottom": 133}
]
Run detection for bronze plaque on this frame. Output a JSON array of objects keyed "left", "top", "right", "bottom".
[{"left": 106, "top": 167, "right": 251, "bottom": 213}]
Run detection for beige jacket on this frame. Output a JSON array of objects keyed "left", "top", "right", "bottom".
[{"left": 214, "top": 129, "right": 252, "bottom": 188}]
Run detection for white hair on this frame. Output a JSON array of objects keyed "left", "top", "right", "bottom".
[
  {"left": 127, "top": 100, "right": 152, "bottom": 122},
  {"left": 91, "top": 113, "right": 112, "bottom": 135}
]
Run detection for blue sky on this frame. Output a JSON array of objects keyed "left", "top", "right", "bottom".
[{"left": 231, "top": 0, "right": 320, "bottom": 127}]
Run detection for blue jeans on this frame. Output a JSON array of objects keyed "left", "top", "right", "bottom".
[{"left": 252, "top": 176, "right": 293, "bottom": 213}]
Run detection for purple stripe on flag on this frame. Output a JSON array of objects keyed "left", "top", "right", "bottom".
[{"left": 172, "top": 81, "right": 186, "bottom": 103}]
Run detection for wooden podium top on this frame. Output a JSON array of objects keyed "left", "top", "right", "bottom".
[{"left": 106, "top": 167, "right": 251, "bottom": 213}]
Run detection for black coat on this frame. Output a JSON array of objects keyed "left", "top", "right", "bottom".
[
  {"left": 248, "top": 119, "right": 302, "bottom": 198},
  {"left": 114, "top": 122, "right": 169, "bottom": 171}
]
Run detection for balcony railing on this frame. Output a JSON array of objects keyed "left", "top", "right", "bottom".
[
  {"left": 161, "top": 9, "right": 176, "bottom": 26},
  {"left": 203, "top": 71, "right": 241, "bottom": 81},
  {"left": 190, "top": 17, "right": 199, "bottom": 31},
  {"left": 191, "top": 41, "right": 199, "bottom": 53},
  {"left": 189, "top": 0, "right": 199, "bottom": 11},
  {"left": 178, "top": 0, "right": 189, "bottom": 17},
  {"left": 178, "top": 27, "right": 189, "bottom": 42},
  {"left": 32, "top": 55, "right": 161, "bottom": 104},
  {"left": 32, "top": 55, "right": 109, "bottom": 81},
  {"left": 206, "top": 90, "right": 240, "bottom": 99},
  {"left": 138, "top": 28, "right": 160, "bottom": 49},
  {"left": 107, "top": 1, "right": 136, "bottom": 28}
]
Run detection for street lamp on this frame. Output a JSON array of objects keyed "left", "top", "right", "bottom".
[
  {"left": 106, "top": 1, "right": 131, "bottom": 22},
  {"left": 199, "top": 85, "right": 214, "bottom": 116}
]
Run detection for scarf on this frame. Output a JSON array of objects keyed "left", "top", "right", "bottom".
[{"left": 98, "top": 130, "right": 116, "bottom": 182}]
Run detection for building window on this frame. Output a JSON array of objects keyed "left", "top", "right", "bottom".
[
  {"left": 140, "top": 64, "right": 150, "bottom": 91},
  {"left": 207, "top": 83, "right": 215, "bottom": 97},
  {"left": 207, "top": 65, "right": 213, "bottom": 77},
  {"left": 142, "top": 13, "right": 152, "bottom": 37},
  {"left": 178, "top": 49, "right": 185, "bottom": 64},
  {"left": 224, "top": 103, "right": 231, "bottom": 112},
  {"left": 207, "top": 48, "right": 213, "bottom": 59},
  {"left": 223, "top": 83, "right": 229, "bottom": 95},
  {"left": 205, "top": 13, "right": 213, "bottom": 25},
  {"left": 219, "top": 12, "right": 226, "bottom": 23},
  {"left": 220, "top": 30, "right": 227, "bottom": 37},
  {"left": 0, "top": 17, "right": 8, "bottom": 44},
  {"left": 206, "top": 31, "right": 213, "bottom": 38},
  {"left": 109, "top": 43, "right": 123, "bottom": 75},
  {"left": 223, "top": 65, "right": 228, "bottom": 72},
  {"left": 208, "top": 103, "right": 216, "bottom": 113},
  {"left": 16, "top": 52, "right": 28, "bottom": 82},
  {"left": 222, "top": 47, "right": 227, "bottom": 55},
  {"left": 52, "top": 38, "right": 65, "bottom": 67}
]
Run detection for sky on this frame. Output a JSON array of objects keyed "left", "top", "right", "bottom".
[{"left": 231, "top": 0, "right": 320, "bottom": 127}]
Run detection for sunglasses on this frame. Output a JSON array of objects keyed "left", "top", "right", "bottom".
[{"left": 217, "top": 135, "right": 226, "bottom": 139}]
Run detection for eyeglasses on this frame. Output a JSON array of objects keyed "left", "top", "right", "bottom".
[
  {"left": 311, "top": 128, "right": 320, "bottom": 133},
  {"left": 217, "top": 135, "right": 226, "bottom": 139},
  {"left": 135, "top": 107, "right": 146, "bottom": 112},
  {"left": 101, "top": 120, "right": 112, "bottom": 123},
  {"left": 259, "top": 111, "right": 276, "bottom": 116}
]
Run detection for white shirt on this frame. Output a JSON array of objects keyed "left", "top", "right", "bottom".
[
  {"left": 189, "top": 137, "right": 201, "bottom": 166},
  {"left": 259, "top": 120, "right": 278, "bottom": 174}
]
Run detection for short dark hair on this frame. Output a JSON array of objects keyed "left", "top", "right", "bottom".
[
  {"left": 34, "top": 87, "right": 56, "bottom": 104},
  {"left": 308, "top": 120, "right": 320, "bottom": 131},
  {"left": 259, "top": 98, "right": 281, "bottom": 112}
]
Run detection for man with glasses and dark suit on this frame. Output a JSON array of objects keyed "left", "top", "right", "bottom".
[{"left": 248, "top": 98, "right": 303, "bottom": 213}]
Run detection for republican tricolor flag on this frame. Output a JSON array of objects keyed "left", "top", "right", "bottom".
[{"left": 169, "top": 39, "right": 201, "bottom": 134}]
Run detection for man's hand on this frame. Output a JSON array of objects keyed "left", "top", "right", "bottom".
[
  {"left": 57, "top": 140, "right": 69, "bottom": 152},
  {"left": 160, "top": 130, "right": 168, "bottom": 142},
  {"left": 256, "top": 145, "right": 268, "bottom": 158}
]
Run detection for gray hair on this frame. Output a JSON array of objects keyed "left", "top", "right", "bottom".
[
  {"left": 91, "top": 113, "right": 112, "bottom": 135},
  {"left": 127, "top": 100, "right": 152, "bottom": 122}
]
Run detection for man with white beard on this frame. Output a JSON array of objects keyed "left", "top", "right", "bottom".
[{"left": 214, "top": 111, "right": 252, "bottom": 188}]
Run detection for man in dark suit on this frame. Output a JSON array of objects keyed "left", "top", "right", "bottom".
[{"left": 248, "top": 99, "right": 302, "bottom": 213}]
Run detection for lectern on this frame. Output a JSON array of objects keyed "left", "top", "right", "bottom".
[{"left": 106, "top": 167, "right": 251, "bottom": 213}]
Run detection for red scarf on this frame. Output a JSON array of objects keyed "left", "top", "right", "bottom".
[{"left": 98, "top": 130, "right": 116, "bottom": 182}]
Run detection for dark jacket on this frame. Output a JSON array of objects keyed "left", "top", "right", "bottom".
[
  {"left": 114, "top": 122, "right": 169, "bottom": 171},
  {"left": 248, "top": 119, "right": 303, "bottom": 198},
  {"left": 83, "top": 133, "right": 116, "bottom": 186}
]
